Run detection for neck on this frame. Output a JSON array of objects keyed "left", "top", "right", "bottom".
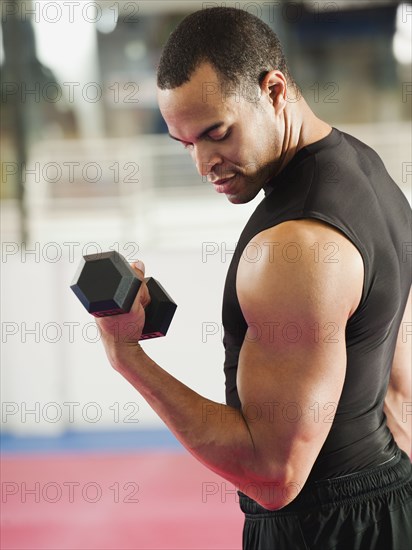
[{"left": 276, "top": 98, "right": 332, "bottom": 176}]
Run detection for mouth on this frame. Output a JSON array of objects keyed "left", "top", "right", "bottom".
[{"left": 212, "top": 175, "right": 237, "bottom": 194}]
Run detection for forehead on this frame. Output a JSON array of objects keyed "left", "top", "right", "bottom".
[{"left": 157, "top": 63, "right": 239, "bottom": 136}]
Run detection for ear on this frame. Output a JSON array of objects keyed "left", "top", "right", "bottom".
[{"left": 260, "top": 70, "right": 288, "bottom": 113}]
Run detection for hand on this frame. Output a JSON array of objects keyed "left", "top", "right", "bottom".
[{"left": 95, "top": 260, "right": 151, "bottom": 365}]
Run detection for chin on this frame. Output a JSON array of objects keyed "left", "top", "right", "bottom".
[
  {"left": 226, "top": 188, "right": 260, "bottom": 205},
  {"left": 226, "top": 195, "right": 247, "bottom": 205}
]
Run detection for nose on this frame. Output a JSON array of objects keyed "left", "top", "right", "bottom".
[{"left": 192, "top": 143, "right": 223, "bottom": 177}]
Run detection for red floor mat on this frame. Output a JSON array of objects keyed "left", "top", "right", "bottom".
[{"left": 1, "top": 451, "right": 243, "bottom": 549}]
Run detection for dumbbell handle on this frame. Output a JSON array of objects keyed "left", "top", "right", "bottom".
[{"left": 70, "top": 251, "right": 177, "bottom": 340}]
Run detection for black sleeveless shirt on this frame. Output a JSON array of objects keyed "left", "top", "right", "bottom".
[{"left": 222, "top": 128, "right": 411, "bottom": 480}]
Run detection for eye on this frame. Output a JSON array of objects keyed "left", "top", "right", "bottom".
[{"left": 209, "top": 129, "right": 231, "bottom": 142}]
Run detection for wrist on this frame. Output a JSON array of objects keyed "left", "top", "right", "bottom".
[{"left": 107, "top": 341, "right": 148, "bottom": 375}]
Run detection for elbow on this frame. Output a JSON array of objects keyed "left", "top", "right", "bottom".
[
  {"left": 257, "top": 483, "right": 302, "bottom": 511},
  {"left": 240, "top": 469, "right": 305, "bottom": 511},
  {"left": 238, "top": 441, "right": 317, "bottom": 510}
]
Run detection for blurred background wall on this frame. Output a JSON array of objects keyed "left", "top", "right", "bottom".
[{"left": 1, "top": 0, "right": 411, "bottom": 435}]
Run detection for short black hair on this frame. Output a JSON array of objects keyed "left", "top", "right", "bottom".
[{"left": 157, "top": 7, "right": 294, "bottom": 98}]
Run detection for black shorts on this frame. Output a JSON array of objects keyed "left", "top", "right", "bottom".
[{"left": 239, "top": 449, "right": 412, "bottom": 550}]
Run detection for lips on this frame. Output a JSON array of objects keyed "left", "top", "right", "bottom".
[{"left": 212, "top": 175, "right": 236, "bottom": 194}]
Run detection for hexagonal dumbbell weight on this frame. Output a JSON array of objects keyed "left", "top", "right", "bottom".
[{"left": 70, "top": 251, "right": 177, "bottom": 340}]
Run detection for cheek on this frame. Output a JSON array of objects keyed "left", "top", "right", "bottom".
[
  {"left": 236, "top": 134, "right": 270, "bottom": 171},
  {"left": 228, "top": 131, "right": 260, "bottom": 166}
]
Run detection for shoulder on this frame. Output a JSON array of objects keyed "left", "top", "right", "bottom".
[{"left": 237, "top": 218, "right": 364, "bottom": 324}]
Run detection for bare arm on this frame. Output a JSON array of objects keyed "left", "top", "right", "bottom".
[
  {"left": 96, "top": 219, "right": 363, "bottom": 510},
  {"left": 384, "top": 290, "right": 412, "bottom": 458},
  {"left": 235, "top": 219, "right": 363, "bottom": 487}
]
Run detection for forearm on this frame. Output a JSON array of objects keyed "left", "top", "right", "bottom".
[{"left": 108, "top": 344, "right": 284, "bottom": 507}]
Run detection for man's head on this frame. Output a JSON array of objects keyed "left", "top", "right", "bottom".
[{"left": 157, "top": 8, "right": 297, "bottom": 204}]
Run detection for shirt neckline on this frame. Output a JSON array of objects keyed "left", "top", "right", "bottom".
[{"left": 263, "top": 127, "right": 342, "bottom": 196}]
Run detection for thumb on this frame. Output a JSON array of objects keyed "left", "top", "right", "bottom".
[
  {"left": 132, "top": 260, "right": 145, "bottom": 277},
  {"left": 131, "top": 260, "right": 150, "bottom": 309}
]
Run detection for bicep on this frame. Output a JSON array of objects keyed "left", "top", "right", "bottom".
[{"left": 237, "top": 324, "right": 347, "bottom": 481}]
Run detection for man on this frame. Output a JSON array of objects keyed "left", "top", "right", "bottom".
[{"left": 96, "top": 7, "right": 411, "bottom": 549}]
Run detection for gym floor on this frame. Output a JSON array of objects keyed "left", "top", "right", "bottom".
[{"left": 1, "top": 429, "right": 243, "bottom": 549}]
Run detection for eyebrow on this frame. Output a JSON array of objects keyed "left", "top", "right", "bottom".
[{"left": 168, "top": 122, "right": 225, "bottom": 143}]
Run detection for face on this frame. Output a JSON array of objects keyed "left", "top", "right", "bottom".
[{"left": 157, "top": 63, "right": 285, "bottom": 204}]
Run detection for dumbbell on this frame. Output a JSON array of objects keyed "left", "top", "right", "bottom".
[{"left": 70, "top": 251, "right": 177, "bottom": 340}]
